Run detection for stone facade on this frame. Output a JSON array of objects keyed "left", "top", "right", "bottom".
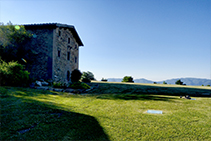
[{"left": 24, "top": 23, "right": 83, "bottom": 83}]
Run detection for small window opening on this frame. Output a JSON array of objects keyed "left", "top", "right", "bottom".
[
  {"left": 67, "top": 52, "right": 70, "bottom": 60},
  {"left": 75, "top": 57, "right": 77, "bottom": 63},
  {"left": 67, "top": 71, "right": 70, "bottom": 81},
  {"left": 59, "top": 30, "right": 61, "bottom": 36},
  {"left": 68, "top": 38, "right": 70, "bottom": 44},
  {"left": 58, "top": 50, "right": 61, "bottom": 57}
]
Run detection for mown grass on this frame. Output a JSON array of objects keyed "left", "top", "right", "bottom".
[{"left": 1, "top": 84, "right": 211, "bottom": 140}]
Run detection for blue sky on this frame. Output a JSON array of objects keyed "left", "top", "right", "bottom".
[{"left": 0, "top": 0, "right": 210, "bottom": 81}]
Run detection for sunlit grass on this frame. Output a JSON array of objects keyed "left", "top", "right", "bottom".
[{"left": 1, "top": 86, "right": 211, "bottom": 140}]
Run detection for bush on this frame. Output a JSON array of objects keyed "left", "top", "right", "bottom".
[
  {"left": 81, "top": 71, "right": 95, "bottom": 83},
  {"left": 69, "top": 82, "right": 90, "bottom": 89},
  {"left": 175, "top": 79, "right": 183, "bottom": 85},
  {"left": 101, "top": 78, "right": 108, "bottom": 82},
  {"left": 81, "top": 77, "right": 91, "bottom": 83},
  {"left": 53, "top": 82, "right": 67, "bottom": 88},
  {"left": 122, "top": 76, "right": 134, "bottom": 83},
  {"left": 70, "top": 69, "right": 82, "bottom": 83},
  {"left": 0, "top": 60, "right": 30, "bottom": 86},
  {"left": 163, "top": 81, "right": 167, "bottom": 84}
]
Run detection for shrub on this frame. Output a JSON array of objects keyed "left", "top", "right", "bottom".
[
  {"left": 101, "top": 78, "right": 108, "bottom": 82},
  {"left": 122, "top": 76, "right": 134, "bottom": 83},
  {"left": 81, "top": 71, "right": 95, "bottom": 83},
  {"left": 53, "top": 82, "right": 67, "bottom": 88},
  {"left": 70, "top": 69, "right": 82, "bottom": 83},
  {"left": 0, "top": 60, "right": 30, "bottom": 86},
  {"left": 81, "top": 77, "right": 91, "bottom": 83},
  {"left": 163, "top": 81, "right": 167, "bottom": 84},
  {"left": 175, "top": 79, "right": 183, "bottom": 85},
  {"left": 69, "top": 82, "right": 90, "bottom": 89}
]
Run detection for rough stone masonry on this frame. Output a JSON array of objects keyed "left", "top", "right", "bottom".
[{"left": 24, "top": 23, "right": 84, "bottom": 83}]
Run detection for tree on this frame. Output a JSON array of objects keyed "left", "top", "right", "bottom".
[
  {"left": 70, "top": 69, "right": 82, "bottom": 82},
  {"left": 122, "top": 76, "right": 134, "bottom": 83},
  {"left": 81, "top": 71, "right": 95, "bottom": 83},
  {"left": 163, "top": 81, "right": 167, "bottom": 84},
  {"left": 175, "top": 79, "right": 183, "bottom": 85},
  {"left": 0, "top": 21, "right": 34, "bottom": 63},
  {"left": 0, "top": 60, "right": 30, "bottom": 86}
]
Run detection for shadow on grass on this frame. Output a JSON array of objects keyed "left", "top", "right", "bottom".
[
  {"left": 89, "top": 82, "right": 211, "bottom": 97},
  {"left": 96, "top": 94, "right": 178, "bottom": 101},
  {"left": 1, "top": 94, "right": 110, "bottom": 141}
]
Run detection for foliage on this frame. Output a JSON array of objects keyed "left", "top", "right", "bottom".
[
  {"left": 163, "top": 81, "right": 167, "bottom": 84},
  {"left": 0, "top": 21, "right": 34, "bottom": 64},
  {"left": 70, "top": 69, "right": 82, "bottom": 82},
  {"left": 81, "top": 77, "right": 91, "bottom": 83},
  {"left": 53, "top": 82, "right": 67, "bottom": 88},
  {"left": 0, "top": 60, "right": 30, "bottom": 86},
  {"left": 81, "top": 71, "right": 95, "bottom": 83},
  {"left": 101, "top": 78, "right": 108, "bottom": 82},
  {"left": 69, "top": 82, "right": 91, "bottom": 89},
  {"left": 175, "top": 79, "right": 183, "bottom": 85},
  {"left": 122, "top": 76, "right": 134, "bottom": 83}
]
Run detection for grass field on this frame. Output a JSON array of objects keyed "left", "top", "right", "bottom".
[{"left": 1, "top": 83, "right": 211, "bottom": 140}]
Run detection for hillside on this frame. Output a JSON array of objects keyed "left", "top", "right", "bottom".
[{"left": 107, "top": 78, "right": 211, "bottom": 86}]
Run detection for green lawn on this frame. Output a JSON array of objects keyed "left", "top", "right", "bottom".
[{"left": 1, "top": 83, "right": 211, "bottom": 140}]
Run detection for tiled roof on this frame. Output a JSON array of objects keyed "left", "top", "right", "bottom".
[{"left": 24, "top": 23, "right": 83, "bottom": 46}]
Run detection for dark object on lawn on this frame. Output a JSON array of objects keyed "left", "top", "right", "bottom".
[
  {"left": 185, "top": 95, "right": 191, "bottom": 99},
  {"left": 180, "top": 95, "right": 191, "bottom": 99}
]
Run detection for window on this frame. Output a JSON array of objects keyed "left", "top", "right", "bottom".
[
  {"left": 67, "top": 52, "right": 70, "bottom": 60},
  {"left": 67, "top": 45, "right": 72, "bottom": 49},
  {"left": 58, "top": 50, "right": 60, "bottom": 57},
  {"left": 67, "top": 71, "right": 70, "bottom": 81},
  {"left": 68, "top": 38, "right": 70, "bottom": 44},
  {"left": 59, "top": 30, "right": 61, "bottom": 36},
  {"left": 75, "top": 57, "right": 77, "bottom": 63}
]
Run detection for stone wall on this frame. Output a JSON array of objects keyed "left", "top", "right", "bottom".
[
  {"left": 26, "top": 28, "right": 53, "bottom": 80},
  {"left": 53, "top": 27, "right": 79, "bottom": 83}
]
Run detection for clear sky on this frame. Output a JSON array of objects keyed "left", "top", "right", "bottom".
[{"left": 0, "top": 0, "right": 210, "bottom": 81}]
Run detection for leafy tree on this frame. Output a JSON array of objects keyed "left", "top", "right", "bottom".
[
  {"left": 101, "top": 78, "right": 107, "bottom": 82},
  {"left": 70, "top": 69, "right": 82, "bottom": 82},
  {"left": 163, "top": 81, "right": 167, "bottom": 84},
  {"left": 175, "top": 79, "right": 183, "bottom": 85},
  {"left": 0, "top": 21, "right": 34, "bottom": 63},
  {"left": 81, "top": 71, "right": 95, "bottom": 83},
  {"left": 0, "top": 60, "right": 30, "bottom": 86},
  {"left": 122, "top": 76, "right": 134, "bottom": 83}
]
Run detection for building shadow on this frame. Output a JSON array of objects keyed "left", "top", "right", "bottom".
[
  {"left": 89, "top": 82, "right": 211, "bottom": 97},
  {"left": 1, "top": 94, "right": 110, "bottom": 141},
  {"left": 96, "top": 94, "right": 177, "bottom": 101}
]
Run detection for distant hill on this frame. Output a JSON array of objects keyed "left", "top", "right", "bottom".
[{"left": 107, "top": 78, "right": 211, "bottom": 86}]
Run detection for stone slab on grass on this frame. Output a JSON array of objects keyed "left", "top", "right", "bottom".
[{"left": 147, "top": 110, "right": 163, "bottom": 114}]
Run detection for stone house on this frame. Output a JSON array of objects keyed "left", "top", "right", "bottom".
[{"left": 24, "top": 23, "right": 84, "bottom": 83}]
